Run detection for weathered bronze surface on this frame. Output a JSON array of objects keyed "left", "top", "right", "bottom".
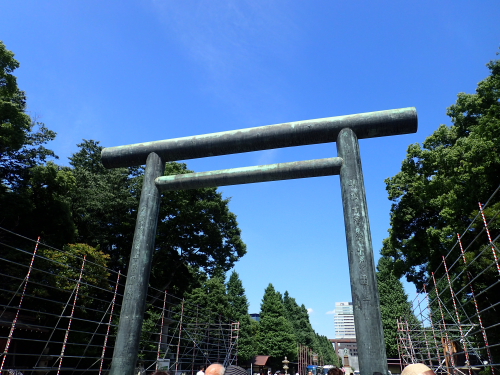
[
  {"left": 155, "top": 158, "right": 343, "bottom": 191},
  {"left": 101, "top": 107, "right": 417, "bottom": 168},
  {"left": 337, "top": 128, "right": 388, "bottom": 375},
  {"left": 109, "top": 152, "right": 164, "bottom": 375}
]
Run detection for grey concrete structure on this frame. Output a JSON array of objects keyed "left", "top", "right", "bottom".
[
  {"left": 337, "top": 128, "right": 388, "bottom": 375},
  {"left": 155, "top": 158, "right": 343, "bottom": 191},
  {"left": 101, "top": 107, "right": 418, "bottom": 375},
  {"left": 109, "top": 152, "right": 164, "bottom": 375},
  {"left": 101, "top": 108, "right": 417, "bottom": 168}
]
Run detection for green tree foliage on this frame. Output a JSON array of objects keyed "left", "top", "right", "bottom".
[
  {"left": 376, "top": 256, "right": 418, "bottom": 358},
  {"left": 0, "top": 41, "right": 56, "bottom": 191},
  {"left": 31, "top": 242, "right": 112, "bottom": 335},
  {"left": 227, "top": 271, "right": 257, "bottom": 363},
  {"left": 283, "top": 291, "right": 316, "bottom": 349},
  {"left": 180, "top": 276, "right": 233, "bottom": 363},
  {"left": 20, "top": 162, "right": 76, "bottom": 246},
  {"left": 382, "top": 54, "right": 500, "bottom": 362},
  {"left": 67, "top": 140, "right": 247, "bottom": 296},
  {"left": 382, "top": 56, "right": 500, "bottom": 288},
  {"left": 153, "top": 162, "right": 247, "bottom": 295},
  {"left": 314, "top": 334, "right": 338, "bottom": 367},
  {"left": 256, "top": 288, "right": 340, "bottom": 367},
  {"left": 227, "top": 271, "right": 249, "bottom": 317},
  {"left": 282, "top": 291, "right": 338, "bottom": 366},
  {"left": 19, "top": 243, "right": 112, "bottom": 362},
  {"left": 182, "top": 276, "right": 231, "bottom": 321},
  {"left": 69, "top": 139, "right": 139, "bottom": 262},
  {"left": 0, "top": 41, "right": 62, "bottom": 241},
  {"left": 0, "top": 161, "right": 77, "bottom": 249},
  {"left": 40, "top": 243, "right": 110, "bottom": 294},
  {"left": 256, "top": 284, "right": 297, "bottom": 368}
]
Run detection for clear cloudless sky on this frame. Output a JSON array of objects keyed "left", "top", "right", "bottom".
[{"left": 2, "top": 1, "right": 500, "bottom": 340}]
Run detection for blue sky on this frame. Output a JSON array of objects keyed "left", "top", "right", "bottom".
[{"left": 2, "top": 1, "right": 500, "bottom": 339}]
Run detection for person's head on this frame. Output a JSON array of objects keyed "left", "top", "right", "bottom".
[
  {"left": 206, "top": 363, "right": 225, "bottom": 375},
  {"left": 327, "top": 368, "right": 342, "bottom": 375},
  {"left": 401, "top": 364, "right": 435, "bottom": 375},
  {"left": 200, "top": 367, "right": 206, "bottom": 371}
]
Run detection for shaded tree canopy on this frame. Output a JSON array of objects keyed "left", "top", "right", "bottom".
[
  {"left": 153, "top": 162, "right": 246, "bottom": 293},
  {"left": 68, "top": 139, "right": 140, "bottom": 261},
  {"left": 227, "top": 271, "right": 249, "bottom": 317},
  {"left": 315, "top": 334, "right": 339, "bottom": 367},
  {"left": 248, "top": 287, "right": 340, "bottom": 367},
  {"left": 382, "top": 56, "right": 500, "bottom": 288},
  {"left": 68, "top": 140, "right": 247, "bottom": 296}
]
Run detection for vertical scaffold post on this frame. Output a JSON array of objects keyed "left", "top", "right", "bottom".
[
  {"left": 337, "top": 127, "right": 388, "bottom": 375},
  {"left": 416, "top": 293, "right": 433, "bottom": 366},
  {"left": 109, "top": 152, "right": 165, "bottom": 375},
  {"left": 457, "top": 233, "right": 495, "bottom": 375},
  {"left": 423, "top": 284, "right": 442, "bottom": 369},
  {"left": 100, "top": 271, "right": 121, "bottom": 375},
  {"left": 156, "top": 289, "right": 168, "bottom": 371}
]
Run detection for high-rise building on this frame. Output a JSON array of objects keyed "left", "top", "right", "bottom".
[
  {"left": 334, "top": 302, "right": 356, "bottom": 338},
  {"left": 332, "top": 302, "right": 358, "bottom": 369}
]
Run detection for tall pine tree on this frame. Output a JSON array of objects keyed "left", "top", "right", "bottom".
[
  {"left": 376, "top": 256, "right": 418, "bottom": 358},
  {"left": 186, "top": 276, "right": 229, "bottom": 311},
  {"left": 257, "top": 284, "right": 297, "bottom": 369},
  {"left": 283, "top": 291, "right": 316, "bottom": 351},
  {"left": 227, "top": 271, "right": 257, "bottom": 363}
]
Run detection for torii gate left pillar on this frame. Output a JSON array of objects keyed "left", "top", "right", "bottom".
[
  {"left": 108, "top": 152, "right": 165, "bottom": 374},
  {"left": 102, "top": 107, "right": 418, "bottom": 375}
]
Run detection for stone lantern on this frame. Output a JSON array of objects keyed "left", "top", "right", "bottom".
[{"left": 282, "top": 357, "right": 290, "bottom": 375}]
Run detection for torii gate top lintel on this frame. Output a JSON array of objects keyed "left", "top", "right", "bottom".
[{"left": 101, "top": 107, "right": 417, "bottom": 169}]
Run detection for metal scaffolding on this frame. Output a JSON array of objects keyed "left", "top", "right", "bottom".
[
  {"left": 396, "top": 187, "right": 500, "bottom": 375},
  {"left": 0, "top": 228, "right": 238, "bottom": 374}
]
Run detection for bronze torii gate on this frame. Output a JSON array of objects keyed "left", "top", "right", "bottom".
[{"left": 101, "top": 107, "right": 418, "bottom": 375}]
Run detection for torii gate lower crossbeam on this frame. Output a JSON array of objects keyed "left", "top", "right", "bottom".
[{"left": 101, "top": 107, "right": 418, "bottom": 375}]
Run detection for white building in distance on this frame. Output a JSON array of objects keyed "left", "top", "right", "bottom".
[{"left": 334, "top": 302, "right": 356, "bottom": 339}]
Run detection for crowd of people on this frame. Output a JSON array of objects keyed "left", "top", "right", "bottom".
[
  {"left": 151, "top": 361, "right": 436, "bottom": 375},
  {"left": 151, "top": 363, "right": 242, "bottom": 375}
]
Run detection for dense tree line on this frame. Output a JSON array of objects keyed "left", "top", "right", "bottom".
[
  {"left": 257, "top": 284, "right": 338, "bottom": 368},
  {"left": 183, "top": 273, "right": 339, "bottom": 367}
]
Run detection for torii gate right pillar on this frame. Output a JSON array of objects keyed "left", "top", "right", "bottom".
[{"left": 337, "top": 127, "right": 387, "bottom": 375}]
